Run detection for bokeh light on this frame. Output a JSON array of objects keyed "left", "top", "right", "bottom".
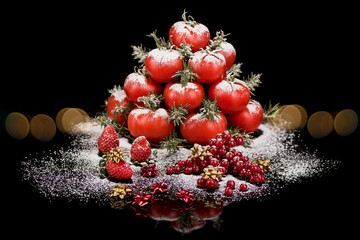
[
  {"left": 307, "top": 111, "right": 333, "bottom": 138},
  {"left": 5, "top": 112, "right": 30, "bottom": 140},
  {"left": 30, "top": 114, "right": 57, "bottom": 142},
  {"left": 334, "top": 109, "right": 358, "bottom": 136},
  {"left": 56, "top": 108, "right": 90, "bottom": 133},
  {"left": 276, "top": 104, "right": 308, "bottom": 130}
]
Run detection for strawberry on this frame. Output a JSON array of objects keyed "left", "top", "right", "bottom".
[
  {"left": 106, "top": 148, "right": 133, "bottom": 180},
  {"left": 106, "top": 159, "right": 133, "bottom": 180},
  {"left": 130, "top": 136, "right": 151, "bottom": 162},
  {"left": 97, "top": 126, "right": 119, "bottom": 154}
]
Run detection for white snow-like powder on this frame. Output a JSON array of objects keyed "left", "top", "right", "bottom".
[
  {"left": 20, "top": 121, "right": 339, "bottom": 205},
  {"left": 173, "top": 21, "right": 209, "bottom": 36},
  {"left": 168, "top": 82, "right": 200, "bottom": 93},
  {"left": 147, "top": 49, "right": 181, "bottom": 64}
]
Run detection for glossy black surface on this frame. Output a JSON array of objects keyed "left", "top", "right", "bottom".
[{"left": 3, "top": 3, "right": 358, "bottom": 238}]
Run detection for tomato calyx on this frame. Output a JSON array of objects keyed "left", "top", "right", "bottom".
[
  {"left": 181, "top": 9, "right": 197, "bottom": 27},
  {"left": 160, "top": 130, "right": 187, "bottom": 153},
  {"left": 168, "top": 103, "right": 190, "bottom": 126},
  {"left": 148, "top": 30, "right": 172, "bottom": 50},
  {"left": 209, "top": 30, "right": 230, "bottom": 51},
  {"left": 137, "top": 92, "right": 164, "bottom": 112},
  {"left": 199, "top": 98, "right": 221, "bottom": 123},
  {"left": 172, "top": 61, "right": 199, "bottom": 86}
]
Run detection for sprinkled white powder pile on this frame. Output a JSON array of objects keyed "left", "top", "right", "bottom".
[{"left": 20, "top": 121, "right": 339, "bottom": 206}]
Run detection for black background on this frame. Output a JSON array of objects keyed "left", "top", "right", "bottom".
[{"left": 2, "top": 2, "right": 359, "bottom": 239}]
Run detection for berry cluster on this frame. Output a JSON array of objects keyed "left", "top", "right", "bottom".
[{"left": 166, "top": 130, "right": 267, "bottom": 195}]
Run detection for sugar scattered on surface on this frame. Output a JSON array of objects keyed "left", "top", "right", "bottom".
[
  {"left": 20, "top": 121, "right": 339, "bottom": 205},
  {"left": 147, "top": 49, "right": 181, "bottom": 64},
  {"left": 173, "top": 21, "right": 209, "bottom": 36}
]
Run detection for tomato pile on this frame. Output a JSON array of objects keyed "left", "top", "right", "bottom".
[{"left": 104, "top": 10, "right": 264, "bottom": 148}]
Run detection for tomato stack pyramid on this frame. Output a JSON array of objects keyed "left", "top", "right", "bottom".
[{"left": 104, "top": 10, "right": 264, "bottom": 149}]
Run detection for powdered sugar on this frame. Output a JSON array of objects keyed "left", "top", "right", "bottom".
[
  {"left": 20, "top": 120, "right": 339, "bottom": 205},
  {"left": 129, "top": 108, "right": 169, "bottom": 120},
  {"left": 168, "top": 82, "right": 201, "bottom": 93},
  {"left": 147, "top": 49, "right": 181, "bottom": 64},
  {"left": 190, "top": 51, "right": 226, "bottom": 64},
  {"left": 173, "top": 21, "right": 209, "bottom": 36}
]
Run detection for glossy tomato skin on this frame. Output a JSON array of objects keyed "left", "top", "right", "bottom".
[
  {"left": 145, "top": 49, "right": 183, "bottom": 83},
  {"left": 106, "top": 89, "right": 130, "bottom": 126},
  {"left": 127, "top": 108, "right": 175, "bottom": 143},
  {"left": 208, "top": 79, "right": 250, "bottom": 114},
  {"left": 169, "top": 21, "right": 210, "bottom": 52},
  {"left": 217, "top": 42, "right": 236, "bottom": 70},
  {"left": 226, "top": 100, "right": 263, "bottom": 133},
  {"left": 163, "top": 82, "right": 204, "bottom": 113},
  {"left": 180, "top": 112, "right": 227, "bottom": 145},
  {"left": 123, "top": 73, "right": 163, "bottom": 106},
  {"left": 188, "top": 51, "right": 226, "bottom": 84}
]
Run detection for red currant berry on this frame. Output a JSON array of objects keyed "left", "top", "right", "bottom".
[
  {"left": 209, "top": 158, "right": 219, "bottom": 167},
  {"left": 209, "top": 145, "right": 218, "bottom": 155},
  {"left": 239, "top": 183, "right": 248, "bottom": 191},
  {"left": 258, "top": 174, "right": 266, "bottom": 183},
  {"left": 222, "top": 130, "right": 232, "bottom": 141},
  {"left": 174, "top": 164, "right": 181, "bottom": 173},
  {"left": 244, "top": 161, "right": 252, "bottom": 169},
  {"left": 186, "top": 158, "right": 194, "bottom": 167},
  {"left": 197, "top": 177, "right": 206, "bottom": 188},
  {"left": 206, "top": 178, "right": 219, "bottom": 189},
  {"left": 234, "top": 151, "right": 243, "bottom": 158},
  {"left": 184, "top": 166, "right": 193, "bottom": 174},
  {"left": 220, "top": 159, "right": 229, "bottom": 168},
  {"left": 258, "top": 168, "right": 265, "bottom": 175},
  {"left": 224, "top": 187, "right": 233, "bottom": 196},
  {"left": 218, "top": 147, "right": 227, "bottom": 156},
  {"left": 239, "top": 168, "right": 246, "bottom": 177},
  {"left": 217, "top": 166, "right": 226, "bottom": 174},
  {"left": 236, "top": 160, "right": 244, "bottom": 170},
  {"left": 250, "top": 164, "right": 260, "bottom": 173},
  {"left": 242, "top": 156, "right": 249, "bottom": 162},
  {"left": 209, "top": 138, "right": 217, "bottom": 146},
  {"left": 166, "top": 166, "right": 174, "bottom": 175},
  {"left": 192, "top": 164, "right": 202, "bottom": 173},
  {"left": 227, "top": 180, "right": 235, "bottom": 189},
  {"left": 245, "top": 169, "right": 252, "bottom": 178},
  {"left": 227, "top": 139, "right": 236, "bottom": 148},
  {"left": 177, "top": 160, "right": 186, "bottom": 168},
  {"left": 215, "top": 139, "right": 224, "bottom": 148},
  {"left": 216, "top": 133, "right": 223, "bottom": 140},
  {"left": 235, "top": 136, "right": 244, "bottom": 146},
  {"left": 225, "top": 151, "right": 234, "bottom": 160}
]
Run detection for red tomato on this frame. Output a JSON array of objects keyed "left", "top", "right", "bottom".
[
  {"left": 106, "top": 89, "right": 130, "bottom": 126},
  {"left": 169, "top": 21, "right": 210, "bottom": 52},
  {"left": 208, "top": 79, "right": 250, "bottom": 114},
  {"left": 188, "top": 51, "right": 226, "bottom": 84},
  {"left": 226, "top": 100, "right": 264, "bottom": 133},
  {"left": 123, "top": 72, "right": 163, "bottom": 106},
  {"left": 145, "top": 49, "right": 183, "bottom": 83},
  {"left": 163, "top": 82, "right": 204, "bottom": 113},
  {"left": 217, "top": 42, "right": 236, "bottom": 70},
  {"left": 127, "top": 108, "right": 175, "bottom": 143},
  {"left": 180, "top": 112, "right": 227, "bottom": 145}
]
